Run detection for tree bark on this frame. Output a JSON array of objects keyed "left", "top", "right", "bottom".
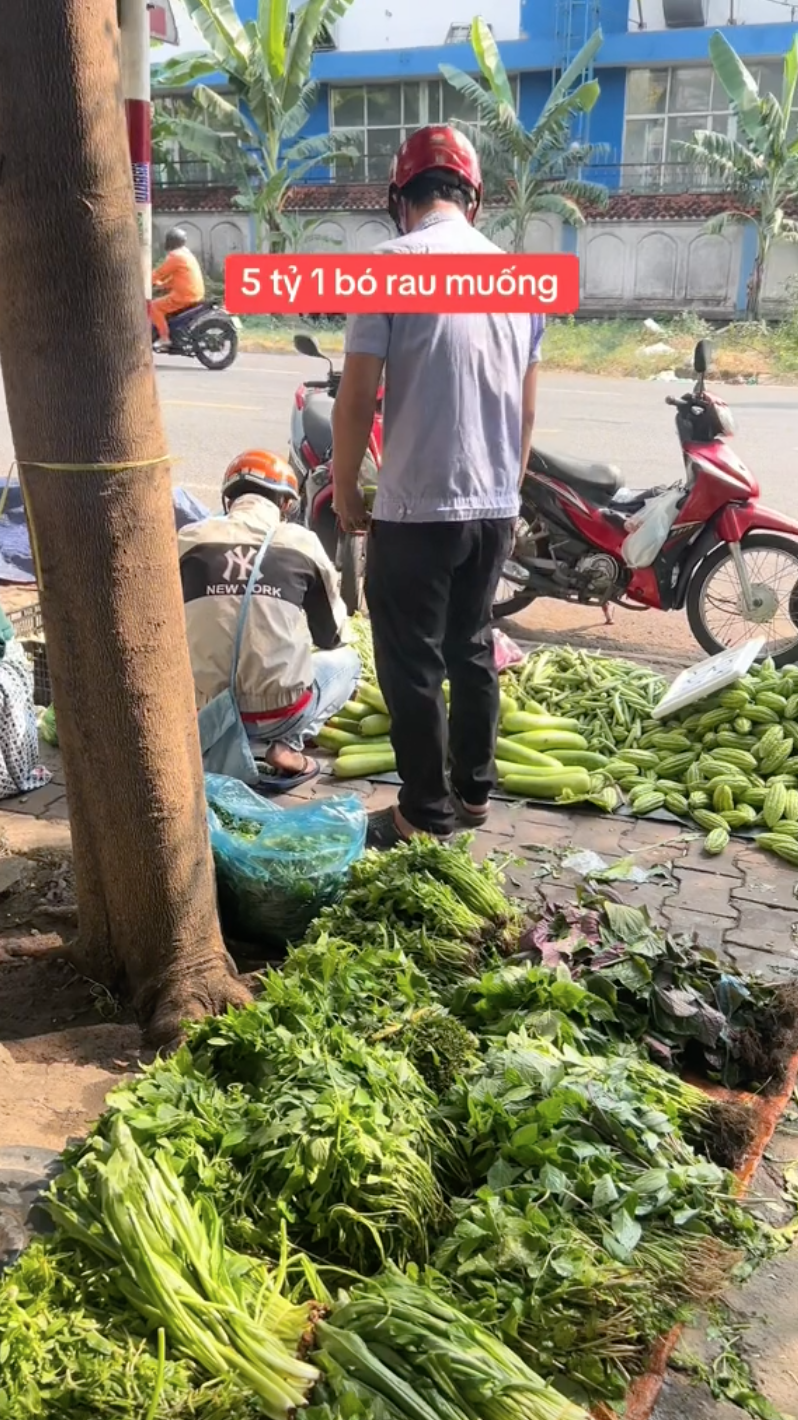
[
  {"left": 747, "top": 248, "right": 766, "bottom": 321},
  {"left": 0, "top": 0, "right": 251, "bottom": 1047}
]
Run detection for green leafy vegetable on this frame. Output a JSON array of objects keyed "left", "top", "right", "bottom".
[{"left": 47, "top": 1118, "right": 319, "bottom": 1418}]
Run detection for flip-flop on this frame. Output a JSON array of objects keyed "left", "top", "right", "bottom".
[{"left": 253, "top": 756, "right": 320, "bottom": 794}]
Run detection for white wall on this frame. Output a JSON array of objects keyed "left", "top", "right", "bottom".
[
  {"left": 155, "top": 203, "right": 797, "bottom": 312},
  {"left": 630, "top": 0, "right": 791, "bottom": 31},
  {"left": 579, "top": 220, "right": 742, "bottom": 310},
  {"left": 336, "top": 0, "right": 521, "bottom": 52}
]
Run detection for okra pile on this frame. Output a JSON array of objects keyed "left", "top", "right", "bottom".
[{"left": 504, "top": 649, "right": 798, "bottom": 862}]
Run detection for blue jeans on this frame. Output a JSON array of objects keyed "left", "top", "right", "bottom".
[{"left": 246, "top": 647, "right": 361, "bottom": 753}]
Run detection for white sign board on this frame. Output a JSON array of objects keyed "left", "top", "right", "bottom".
[
  {"left": 150, "top": 0, "right": 179, "bottom": 45},
  {"left": 652, "top": 638, "right": 766, "bottom": 721}
]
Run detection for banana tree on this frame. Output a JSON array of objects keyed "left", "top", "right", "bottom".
[
  {"left": 155, "top": 0, "right": 358, "bottom": 252},
  {"left": 151, "top": 98, "right": 241, "bottom": 184},
  {"left": 440, "top": 19, "right": 608, "bottom": 252},
  {"left": 678, "top": 32, "right": 798, "bottom": 319}
]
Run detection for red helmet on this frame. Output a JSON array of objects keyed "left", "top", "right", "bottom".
[
  {"left": 388, "top": 125, "right": 482, "bottom": 226},
  {"left": 222, "top": 450, "right": 299, "bottom": 510}
]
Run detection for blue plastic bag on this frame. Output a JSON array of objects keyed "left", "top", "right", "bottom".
[{"left": 204, "top": 773, "right": 367, "bottom": 946}]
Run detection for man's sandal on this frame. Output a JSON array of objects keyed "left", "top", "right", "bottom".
[
  {"left": 451, "top": 790, "right": 490, "bottom": 829},
  {"left": 366, "top": 807, "right": 453, "bottom": 850}
]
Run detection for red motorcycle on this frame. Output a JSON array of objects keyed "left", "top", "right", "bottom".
[
  {"left": 288, "top": 333, "right": 383, "bottom": 613},
  {"left": 497, "top": 339, "right": 798, "bottom": 665}
]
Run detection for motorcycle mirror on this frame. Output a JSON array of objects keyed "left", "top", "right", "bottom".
[
  {"left": 294, "top": 333, "right": 324, "bottom": 359},
  {"left": 693, "top": 340, "right": 711, "bottom": 375}
]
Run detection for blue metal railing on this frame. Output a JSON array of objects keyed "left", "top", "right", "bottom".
[{"left": 152, "top": 160, "right": 237, "bottom": 189}]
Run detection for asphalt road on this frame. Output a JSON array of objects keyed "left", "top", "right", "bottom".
[
  {"left": 156, "top": 352, "right": 797, "bottom": 518},
  {"left": 0, "top": 353, "right": 796, "bottom": 663},
  {"left": 0, "top": 350, "right": 794, "bottom": 514}
]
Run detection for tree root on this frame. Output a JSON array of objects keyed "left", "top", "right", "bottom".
[
  {"left": 143, "top": 964, "right": 254, "bottom": 1053},
  {"left": 0, "top": 935, "right": 71, "bottom": 964}
]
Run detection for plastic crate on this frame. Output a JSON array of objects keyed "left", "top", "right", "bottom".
[
  {"left": 7, "top": 602, "right": 43, "bottom": 640},
  {"left": 8, "top": 602, "right": 51, "bottom": 707}
]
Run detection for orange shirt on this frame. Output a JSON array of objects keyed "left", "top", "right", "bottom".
[{"left": 152, "top": 248, "right": 205, "bottom": 307}]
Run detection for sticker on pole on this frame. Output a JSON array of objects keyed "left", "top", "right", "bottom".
[
  {"left": 651, "top": 638, "right": 766, "bottom": 720},
  {"left": 150, "top": 0, "right": 178, "bottom": 44}
]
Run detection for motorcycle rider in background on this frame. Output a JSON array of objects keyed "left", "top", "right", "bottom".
[
  {"left": 151, "top": 227, "right": 206, "bottom": 349},
  {"left": 331, "top": 125, "right": 542, "bottom": 847}
]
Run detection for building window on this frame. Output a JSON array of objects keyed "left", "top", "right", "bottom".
[
  {"left": 623, "top": 62, "right": 795, "bottom": 191},
  {"left": 329, "top": 78, "right": 518, "bottom": 183}
]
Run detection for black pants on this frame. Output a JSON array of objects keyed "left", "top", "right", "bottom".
[{"left": 365, "top": 518, "right": 514, "bottom": 837}]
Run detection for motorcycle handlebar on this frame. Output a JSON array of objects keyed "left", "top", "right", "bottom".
[{"left": 665, "top": 393, "right": 700, "bottom": 408}]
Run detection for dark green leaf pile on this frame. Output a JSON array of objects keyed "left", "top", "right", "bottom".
[{"left": 0, "top": 834, "right": 789, "bottom": 1416}]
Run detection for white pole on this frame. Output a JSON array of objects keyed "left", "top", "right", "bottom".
[{"left": 119, "top": 0, "right": 152, "bottom": 301}]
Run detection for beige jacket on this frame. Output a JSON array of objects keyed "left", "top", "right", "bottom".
[{"left": 178, "top": 495, "right": 349, "bottom": 714}]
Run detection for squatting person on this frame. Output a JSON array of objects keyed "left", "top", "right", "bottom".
[{"left": 179, "top": 450, "right": 360, "bottom": 790}]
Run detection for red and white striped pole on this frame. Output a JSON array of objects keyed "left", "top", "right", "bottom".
[{"left": 119, "top": 0, "right": 152, "bottom": 307}]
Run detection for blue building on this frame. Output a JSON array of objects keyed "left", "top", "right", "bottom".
[
  {"left": 155, "top": 0, "right": 798, "bottom": 314},
  {"left": 254, "top": 0, "right": 796, "bottom": 188}
]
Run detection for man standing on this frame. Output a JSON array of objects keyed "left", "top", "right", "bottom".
[{"left": 332, "top": 126, "right": 543, "bottom": 847}]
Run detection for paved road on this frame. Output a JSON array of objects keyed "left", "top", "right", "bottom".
[
  {"left": 146, "top": 352, "right": 796, "bottom": 515},
  {"left": 0, "top": 351, "right": 794, "bottom": 513},
  {"left": 0, "top": 354, "right": 796, "bottom": 663}
]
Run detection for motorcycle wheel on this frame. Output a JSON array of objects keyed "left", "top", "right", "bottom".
[
  {"left": 686, "top": 531, "right": 798, "bottom": 667},
  {"left": 339, "top": 533, "right": 367, "bottom": 616},
  {"left": 492, "top": 562, "right": 537, "bottom": 621},
  {"left": 193, "top": 319, "right": 238, "bottom": 371}
]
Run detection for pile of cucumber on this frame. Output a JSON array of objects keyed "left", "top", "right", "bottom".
[
  {"left": 317, "top": 686, "right": 619, "bottom": 811},
  {"left": 316, "top": 650, "right": 798, "bottom": 867}
]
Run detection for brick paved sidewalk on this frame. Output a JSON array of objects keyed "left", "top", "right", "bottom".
[{"left": 2, "top": 747, "right": 797, "bottom": 981}]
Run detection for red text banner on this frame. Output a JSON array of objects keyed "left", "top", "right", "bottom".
[{"left": 225, "top": 253, "right": 579, "bottom": 316}]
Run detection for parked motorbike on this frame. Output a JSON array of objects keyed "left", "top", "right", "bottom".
[
  {"left": 152, "top": 299, "right": 240, "bottom": 371},
  {"left": 288, "top": 333, "right": 382, "bottom": 611},
  {"left": 495, "top": 339, "right": 798, "bottom": 666}
]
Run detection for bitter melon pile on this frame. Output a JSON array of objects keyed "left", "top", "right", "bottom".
[
  {"left": 320, "top": 631, "right": 798, "bottom": 865},
  {"left": 503, "top": 648, "right": 798, "bottom": 865}
]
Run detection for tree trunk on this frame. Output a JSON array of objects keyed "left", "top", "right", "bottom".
[
  {"left": 0, "top": 0, "right": 251, "bottom": 1047},
  {"left": 746, "top": 238, "right": 767, "bottom": 321}
]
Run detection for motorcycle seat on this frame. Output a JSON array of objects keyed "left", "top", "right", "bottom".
[
  {"left": 167, "top": 303, "right": 211, "bottom": 325},
  {"left": 303, "top": 392, "right": 334, "bottom": 460},
  {"left": 531, "top": 448, "right": 622, "bottom": 501}
]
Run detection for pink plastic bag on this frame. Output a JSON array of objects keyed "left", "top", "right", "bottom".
[{"left": 492, "top": 628, "right": 525, "bottom": 671}]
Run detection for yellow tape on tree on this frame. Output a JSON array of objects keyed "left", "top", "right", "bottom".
[{"left": 0, "top": 454, "right": 175, "bottom": 590}]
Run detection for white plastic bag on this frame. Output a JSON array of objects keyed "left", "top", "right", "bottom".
[{"left": 621, "top": 486, "right": 684, "bottom": 570}]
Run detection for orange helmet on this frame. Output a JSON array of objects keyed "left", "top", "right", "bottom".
[{"left": 222, "top": 450, "right": 299, "bottom": 510}]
